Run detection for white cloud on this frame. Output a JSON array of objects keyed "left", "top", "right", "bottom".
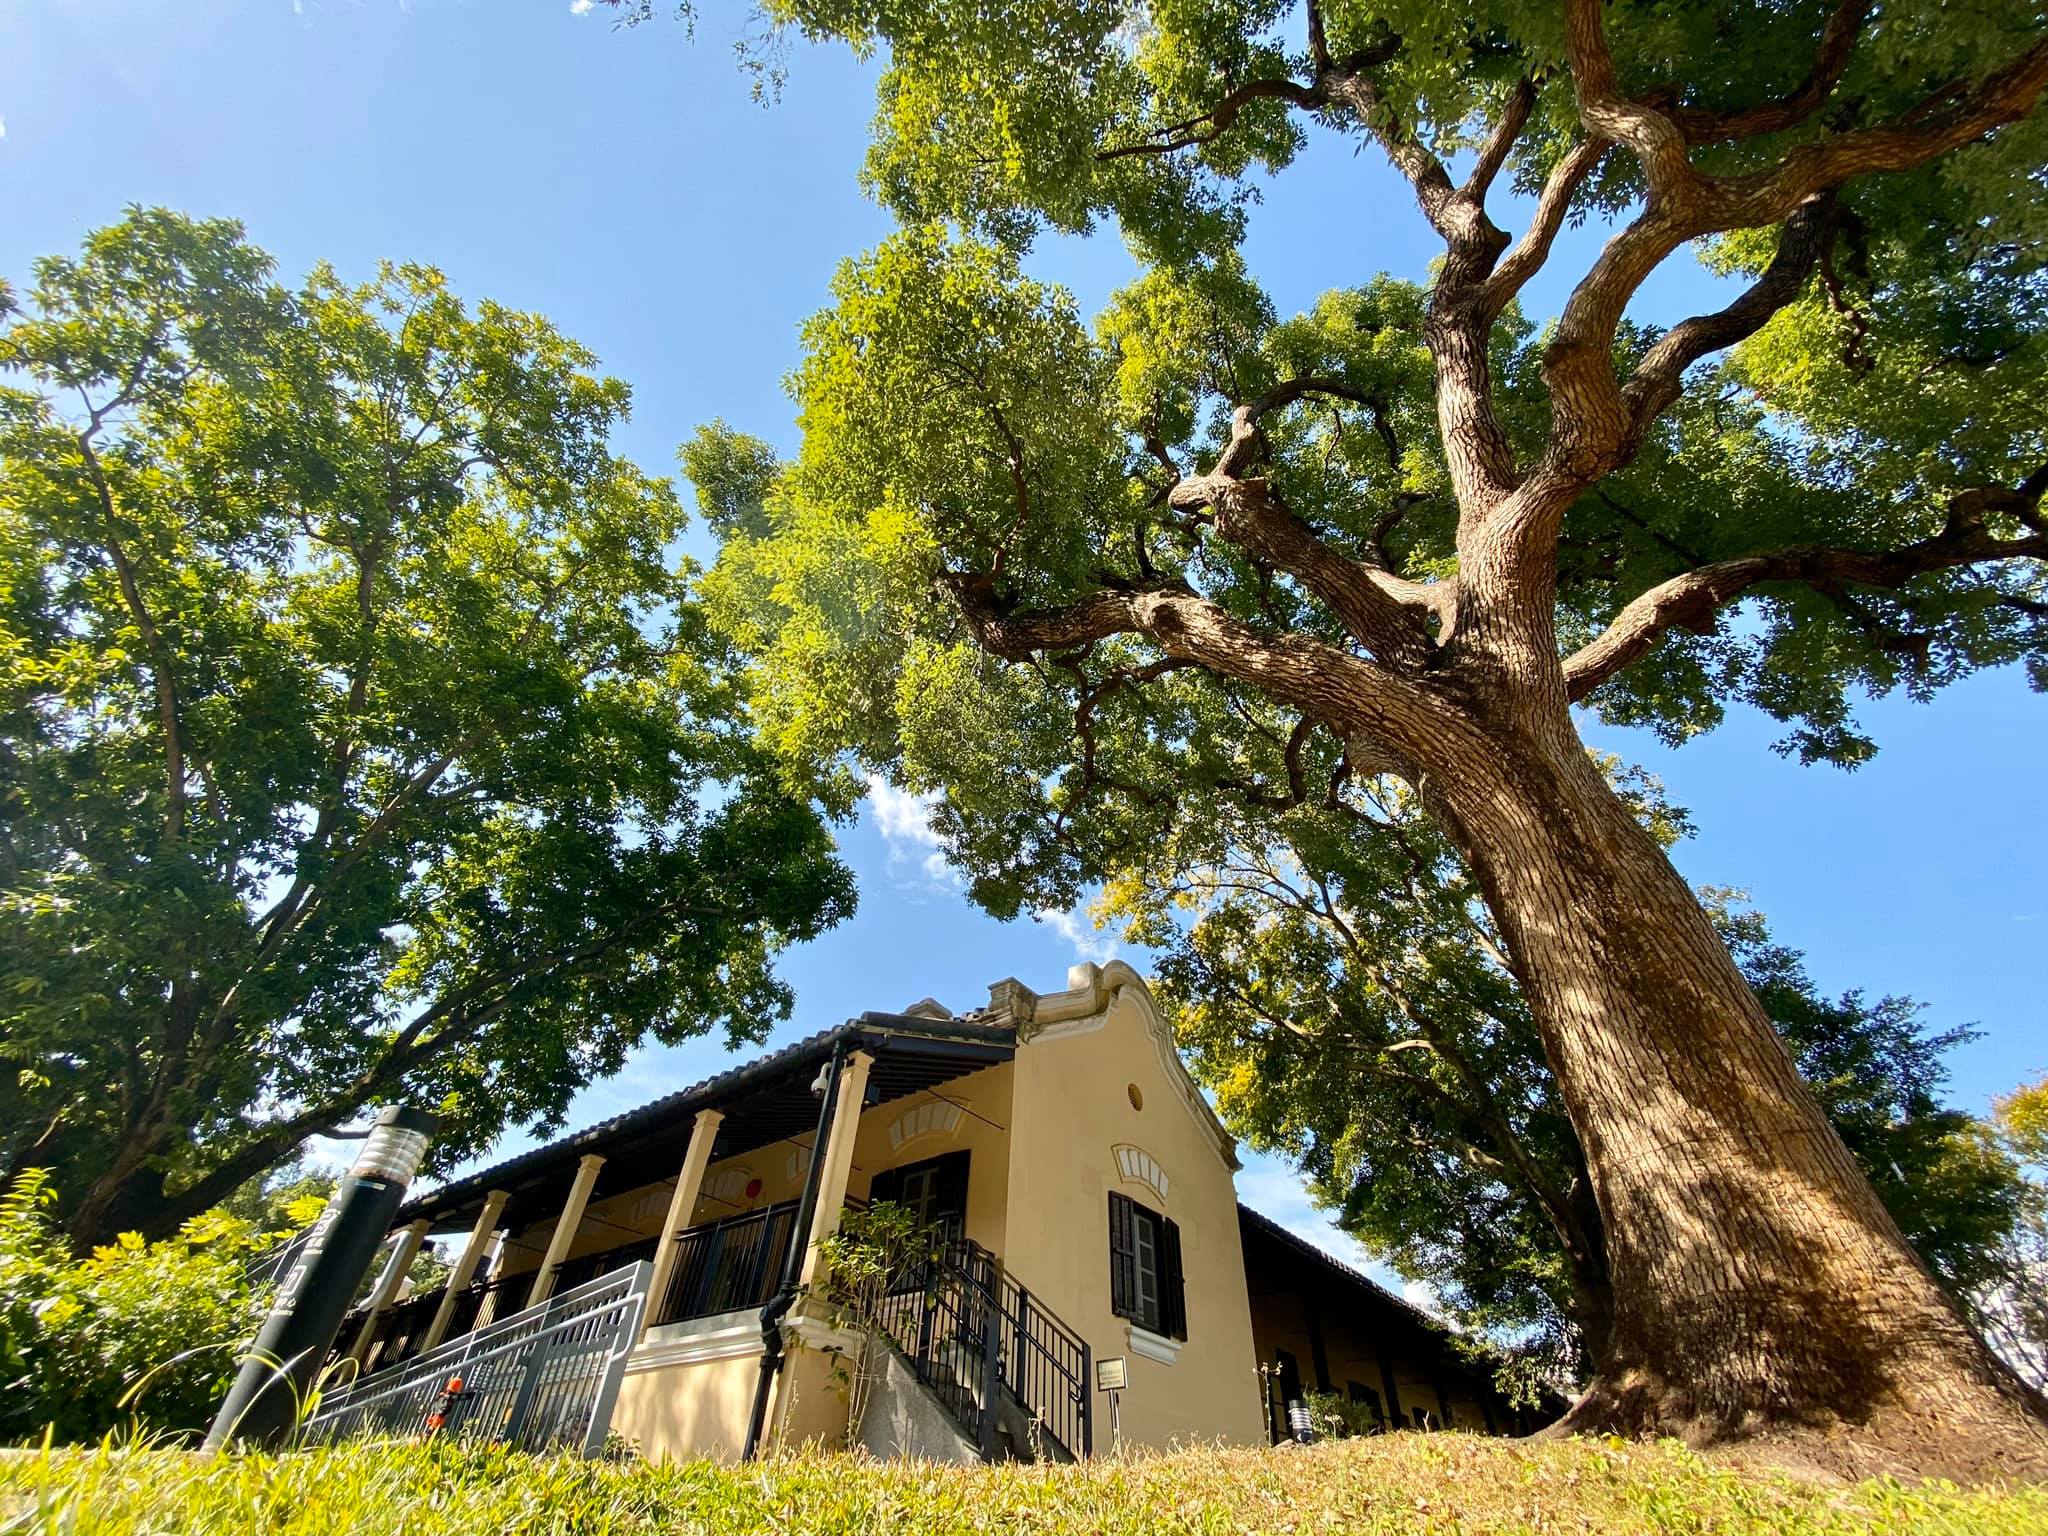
[
  {"left": 864, "top": 774, "right": 963, "bottom": 890},
  {"left": 1033, "top": 902, "right": 1119, "bottom": 964},
  {"left": 866, "top": 774, "right": 942, "bottom": 849},
  {"left": 569, "top": 0, "right": 594, "bottom": 12}
]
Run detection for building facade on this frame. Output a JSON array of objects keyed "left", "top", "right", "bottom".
[{"left": 344, "top": 961, "right": 1534, "bottom": 1461}]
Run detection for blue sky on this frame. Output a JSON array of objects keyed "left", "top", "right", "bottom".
[{"left": 5, "top": 0, "right": 2043, "bottom": 1289}]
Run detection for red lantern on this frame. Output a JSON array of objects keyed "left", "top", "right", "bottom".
[{"left": 744, "top": 1177, "right": 763, "bottom": 1199}]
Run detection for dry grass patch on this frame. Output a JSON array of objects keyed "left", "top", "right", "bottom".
[{"left": 2, "top": 1432, "right": 2042, "bottom": 1534}]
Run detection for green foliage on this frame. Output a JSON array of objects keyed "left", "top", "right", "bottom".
[
  {"left": 651, "top": 0, "right": 2044, "bottom": 1430},
  {"left": 5, "top": 1434, "right": 2046, "bottom": 1533},
  {"left": 815, "top": 1199, "right": 940, "bottom": 1310},
  {"left": 1299, "top": 1388, "right": 1385, "bottom": 1441},
  {"left": 677, "top": 0, "right": 2048, "bottom": 909},
  {"left": 814, "top": 1199, "right": 944, "bottom": 1445},
  {"left": 1998, "top": 1077, "right": 2048, "bottom": 1168},
  {"left": 220, "top": 1162, "right": 339, "bottom": 1235},
  {"left": 0, "top": 1171, "right": 280, "bottom": 1444},
  {"left": 0, "top": 211, "right": 857, "bottom": 1242},
  {"left": 1978, "top": 1075, "right": 2048, "bottom": 1390}
]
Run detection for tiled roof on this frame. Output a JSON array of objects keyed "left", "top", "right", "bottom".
[
  {"left": 400, "top": 1011, "right": 1016, "bottom": 1226},
  {"left": 1236, "top": 1201, "right": 1445, "bottom": 1333}
]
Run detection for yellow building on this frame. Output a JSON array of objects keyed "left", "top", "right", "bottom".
[{"left": 345, "top": 962, "right": 1537, "bottom": 1461}]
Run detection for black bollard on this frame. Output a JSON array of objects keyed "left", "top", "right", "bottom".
[{"left": 203, "top": 1105, "right": 437, "bottom": 1452}]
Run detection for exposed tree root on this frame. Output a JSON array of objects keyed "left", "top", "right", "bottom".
[{"left": 1540, "top": 1367, "right": 2048, "bottom": 1485}]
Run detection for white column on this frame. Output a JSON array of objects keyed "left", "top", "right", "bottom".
[
  {"left": 641, "top": 1109, "right": 725, "bottom": 1340},
  {"left": 419, "top": 1188, "right": 508, "bottom": 1352},
  {"left": 528, "top": 1153, "right": 607, "bottom": 1306},
  {"left": 347, "top": 1218, "right": 431, "bottom": 1363},
  {"left": 798, "top": 1049, "right": 874, "bottom": 1286}
]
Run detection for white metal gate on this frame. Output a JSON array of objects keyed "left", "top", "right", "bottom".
[{"left": 303, "top": 1262, "right": 652, "bottom": 1457}]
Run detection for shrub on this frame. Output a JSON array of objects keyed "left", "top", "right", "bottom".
[
  {"left": 0, "top": 1170, "right": 288, "bottom": 1443},
  {"left": 1299, "top": 1389, "right": 1385, "bottom": 1440},
  {"left": 814, "top": 1200, "right": 945, "bottom": 1446}
]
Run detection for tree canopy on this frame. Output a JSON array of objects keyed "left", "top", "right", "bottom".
[
  {"left": 0, "top": 210, "right": 856, "bottom": 1248},
  {"left": 643, "top": 0, "right": 2048, "bottom": 1469},
  {"left": 1982, "top": 1076, "right": 2048, "bottom": 1391}
]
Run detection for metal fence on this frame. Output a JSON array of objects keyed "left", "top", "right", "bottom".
[
  {"left": 304, "top": 1262, "right": 652, "bottom": 1457},
  {"left": 872, "top": 1238, "right": 1090, "bottom": 1461},
  {"left": 659, "top": 1200, "right": 797, "bottom": 1326}
]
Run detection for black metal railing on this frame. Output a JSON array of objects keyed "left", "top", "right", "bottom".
[
  {"left": 348, "top": 1286, "right": 440, "bottom": 1370},
  {"left": 306, "top": 1264, "right": 652, "bottom": 1457},
  {"left": 872, "top": 1238, "right": 1091, "bottom": 1460},
  {"left": 346, "top": 1265, "right": 530, "bottom": 1373},
  {"left": 657, "top": 1201, "right": 798, "bottom": 1325},
  {"left": 548, "top": 1236, "right": 659, "bottom": 1300},
  {"left": 346, "top": 1204, "right": 801, "bottom": 1374}
]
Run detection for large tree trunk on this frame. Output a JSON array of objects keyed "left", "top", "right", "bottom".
[
  {"left": 64, "top": 1115, "right": 321, "bottom": 1252},
  {"left": 1418, "top": 699, "right": 2048, "bottom": 1478},
  {"left": 64, "top": 1138, "right": 178, "bottom": 1253}
]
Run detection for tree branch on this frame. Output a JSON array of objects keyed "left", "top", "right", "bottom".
[
  {"left": 1461, "top": 77, "right": 1537, "bottom": 205},
  {"left": 1562, "top": 482, "right": 2048, "bottom": 700},
  {"left": 73, "top": 418, "right": 187, "bottom": 843},
  {"left": 1666, "top": 0, "right": 1872, "bottom": 145},
  {"left": 1164, "top": 380, "right": 1451, "bottom": 660},
  {"left": 1543, "top": 1, "right": 2048, "bottom": 492},
  {"left": 1096, "top": 77, "right": 1326, "bottom": 161},
  {"left": 1618, "top": 192, "right": 1840, "bottom": 439},
  {"left": 1478, "top": 134, "right": 1610, "bottom": 320},
  {"left": 941, "top": 572, "right": 1444, "bottom": 756}
]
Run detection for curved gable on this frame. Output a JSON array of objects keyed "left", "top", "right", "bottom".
[{"left": 997, "top": 960, "right": 1239, "bottom": 1172}]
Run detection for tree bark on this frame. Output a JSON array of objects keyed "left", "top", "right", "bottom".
[{"left": 1413, "top": 698, "right": 2048, "bottom": 1476}]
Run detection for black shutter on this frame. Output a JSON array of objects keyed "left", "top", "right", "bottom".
[
  {"left": 1159, "top": 1214, "right": 1187, "bottom": 1339},
  {"left": 1108, "top": 1192, "right": 1137, "bottom": 1320}
]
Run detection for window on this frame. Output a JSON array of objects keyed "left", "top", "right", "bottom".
[
  {"left": 1108, "top": 1192, "right": 1185, "bottom": 1339},
  {"left": 870, "top": 1151, "right": 969, "bottom": 1245}
]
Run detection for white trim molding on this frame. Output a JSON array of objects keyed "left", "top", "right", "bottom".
[
  {"left": 1112, "top": 1143, "right": 1170, "bottom": 1205},
  {"left": 888, "top": 1099, "right": 964, "bottom": 1152},
  {"left": 1126, "top": 1324, "right": 1183, "bottom": 1366},
  {"left": 787, "top": 1297, "right": 862, "bottom": 1355},
  {"left": 626, "top": 1312, "right": 762, "bottom": 1373}
]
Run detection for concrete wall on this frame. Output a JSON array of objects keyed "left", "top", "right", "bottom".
[
  {"left": 858, "top": 1346, "right": 981, "bottom": 1462},
  {"left": 611, "top": 1326, "right": 768, "bottom": 1462}
]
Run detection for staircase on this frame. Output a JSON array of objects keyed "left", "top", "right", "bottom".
[{"left": 870, "top": 1238, "right": 1092, "bottom": 1461}]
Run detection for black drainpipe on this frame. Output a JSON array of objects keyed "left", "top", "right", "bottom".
[{"left": 741, "top": 1035, "right": 850, "bottom": 1460}]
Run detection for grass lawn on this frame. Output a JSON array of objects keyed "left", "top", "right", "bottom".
[{"left": 2, "top": 1433, "right": 2042, "bottom": 1534}]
